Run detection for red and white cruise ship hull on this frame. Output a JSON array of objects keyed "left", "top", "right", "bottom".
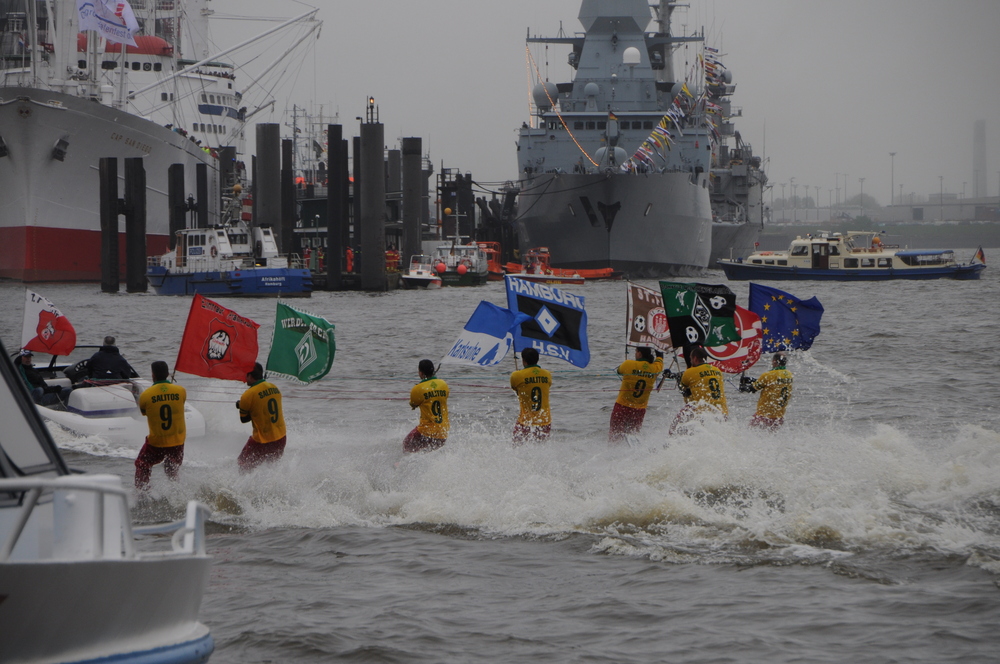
[{"left": 0, "top": 88, "right": 217, "bottom": 282}]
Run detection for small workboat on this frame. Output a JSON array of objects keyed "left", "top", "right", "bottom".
[
  {"left": 23, "top": 346, "right": 207, "bottom": 443},
  {"left": 431, "top": 238, "right": 490, "bottom": 286},
  {"left": 0, "top": 336, "right": 215, "bottom": 664},
  {"left": 504, "top": 247, "right": 623, "bottom": 283},
  {"left": 718, "top": 232, "right": 986, "bottom": 281},
  {"left": 400, "top": 254, "right": 443, "bottom": 289},
  {"left": 147, "top": 221, "right": 313, "bottom": 296}
]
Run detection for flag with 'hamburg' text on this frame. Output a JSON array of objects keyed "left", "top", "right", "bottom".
[
  {"left": 21, "top": 290, "right": 77, "bottom": 356},
  {"left": 748, "top": 283, "right": 824, "bottom": 352},
  {"left": 506, "top": 277, "right": 590, "bottom": 368},
  {"left": 265, "top": 302, "right": 336, "bottom": 384},
  {"left": 175, "top": 294, "right": 260, "bottom": 381},
  {"left": 659, "top": 282, "right": 740, "bottom": 348}
]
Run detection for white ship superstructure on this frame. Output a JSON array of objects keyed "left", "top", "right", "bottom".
[{"left": 0, "top": 0, "right": 319, "bottom": 282}]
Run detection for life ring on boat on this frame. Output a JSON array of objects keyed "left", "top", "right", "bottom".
[{"left": 210, "top": 246, "right": 218, "bottom": 258}]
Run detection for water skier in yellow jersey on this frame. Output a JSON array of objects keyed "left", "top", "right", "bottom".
[
  {"left": 405, "top": 359, "right": 449, "bottom": 453},
  {"left": 510, "top": 348, "right": 552, "bottom": 444},
  {"left": 135, "top": 361, "right": 186, "bottom": 490},
  {"left": 669, "top": 346, "right": 728, "bottom": 435},
  {"left": 740, "top": 352, "right": 793, "bottom": 431},
  {"left": 236, "top": 363, "right": 287, "bottom": 473},
  {"left": 609, "top": 347, "right": 664, "bottom": 444}
]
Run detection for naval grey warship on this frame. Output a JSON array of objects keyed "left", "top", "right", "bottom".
[{"left": 514, "top": 0, "right": 767, "bottom": 277}]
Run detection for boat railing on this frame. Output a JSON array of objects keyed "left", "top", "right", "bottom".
[{"left": 0, "top": 476, "right": 211, "bottom": 562}]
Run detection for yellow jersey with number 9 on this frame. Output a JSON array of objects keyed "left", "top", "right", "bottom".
[
  {"left": 139, "top": 381, "right": 187, "bottom": 447},
  {"left": 615, "top": 357, "right": 664, "bottom": 409},
  {"left": 510, "top": 365, "right": 552, "bottom": 426},
  {"left": 752, "top": 369, "right": 793, "bottom": 419},
  {"left": 680, "top": 364, "right": 729, "bottom": 416},
  {"left": 410, "top": 377, "right": 449, "bottom": 439},
  {"left": 239, "top": 380, "right": 287, "bottom": 444}
]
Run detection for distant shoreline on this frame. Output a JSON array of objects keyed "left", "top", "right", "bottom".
[{"left": 757, "top": 221, "right": 1000, "bottom": 251}]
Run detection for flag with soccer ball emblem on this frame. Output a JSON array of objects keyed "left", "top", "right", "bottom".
[
  {"left": 175, "top": 294, "right": 259, "bottom": 381},
  {"left": 659, "top": 282, "right": 740, "bottom": 348},
  {"left": 265, "top": 302, "right": 336, "bottom": 384},
  {"left": 625, "top": 282, "right": 672, "bottom": 352}
]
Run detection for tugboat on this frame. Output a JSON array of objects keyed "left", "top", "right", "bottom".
[
  {"left": 718, "top": 232, "right": 987, "bottom": 281},
  {"left": 430, "top": 238, "right": 489, "bottom": 286},
  {"left": 146, "top": 221, "right": 312, "bottom": 297}
]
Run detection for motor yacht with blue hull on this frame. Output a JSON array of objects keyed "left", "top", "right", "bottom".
[
  {"left": 0, "top": 336, "right": 215, "bottom": 664},
  {"left": 515, "top": 0, "right": 767, "bottom": 278},
  {"left": 147, "top": 223, "right": 312, "bottom": 297},
  {"left": 718, "top": 232, "right": 987, "bottom": 281}
]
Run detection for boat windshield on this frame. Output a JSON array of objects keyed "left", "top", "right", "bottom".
[{"left": 0, "top": 338, "right": 69, "bottom": 480}]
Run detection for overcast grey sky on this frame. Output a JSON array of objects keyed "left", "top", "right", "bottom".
[{"left": 215, "top": 0, "right": 1000, "bottom": 207}]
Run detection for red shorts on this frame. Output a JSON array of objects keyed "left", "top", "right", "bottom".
[
  {"left": 609, "top": 403, "right": 646, "bottom": 444},
  {"left": 134, "top": 439, "right": 184, "bottom": 489},
  {"left": 403, "top": 428, "right": 446, "bottom": 453},
  {"left": 749, "top": 414, "right": 784, "bottom": 431},
  {"left": 237, "top": 435, "right": 287, "bottom": 473},
  {"left": 513, "top": 423, "right": 551, "bottom": 445}
]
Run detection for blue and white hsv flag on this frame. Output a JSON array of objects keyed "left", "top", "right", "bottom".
[
  {"left": 441, "top": 301, "right": 531, "bottom": 368},
  {"left": 78, "top": 0, "right": 139, "bottom": 47},
  {"left": 505, "top": 277, "right": 590, "bottom": 368}
]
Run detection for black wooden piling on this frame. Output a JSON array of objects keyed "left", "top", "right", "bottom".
[
  {"left": 402, "top": 137, "right": 423, "bottom": 262},
  {"left": 325, "top": 124, "right": 344, "bottom": 290},
  {"left": 99, "top": 157, "right": 119, "bottom": 293},
  {"left": 123, "top": 157, "right": 147, "bottom": 293}
]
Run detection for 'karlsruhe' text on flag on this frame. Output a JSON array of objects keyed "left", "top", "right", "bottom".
[{"left": 441, "top": 301, "right": 531, "bottom": 368}]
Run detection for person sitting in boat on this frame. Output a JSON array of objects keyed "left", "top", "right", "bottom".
[
  {"left": 669, "top": 346, "right": 728, "bottom": 435},
  {"left": 739, "top": 352, "right": 794, "bottom": 431},
  {"left": 15, "top": 349, "right": 72, "bottom": 407},
  {"left": 871, "top": 235, "right": 883, "bottom": 251},
  {"left": 87, "top": 336, "right": 138, "bottom": 381}
]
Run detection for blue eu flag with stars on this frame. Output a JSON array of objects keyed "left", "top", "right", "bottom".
[{"left": 748, "top": 283, "right": 824, "bottom": 352}]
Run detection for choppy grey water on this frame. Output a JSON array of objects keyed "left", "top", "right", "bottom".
[{"left": 2, "top": 252, "right": 1000, "bottom": 663}]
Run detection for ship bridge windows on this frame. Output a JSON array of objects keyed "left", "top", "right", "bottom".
[{"left": 790, "top": 245, "right": 808, "bottom": 256}]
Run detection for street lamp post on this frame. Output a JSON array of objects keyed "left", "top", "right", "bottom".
[
  {"left": 790, "top": 178, "right": 797, "bottom": 223},
  {"left": 889, "top": 152, "right": 896, "bottom": 206},
  {"left": 939, "top": 176, "right": 944, "bottom": 221},
  {"left": 859, "top": 177, "right": 865, "bottom": 220},
  {"left": 779, "top": 182, "right": 786, "bottom": 222},
  {"left": 814, "top": 186, "right": 820, "bottom": 221},
  {"left": 834, "top": 173, "right": 840, "bottom": 206}
]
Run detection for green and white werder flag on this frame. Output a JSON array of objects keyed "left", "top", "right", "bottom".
[{"left": 265, "top": 302, "right": 336, "bottom": 384}]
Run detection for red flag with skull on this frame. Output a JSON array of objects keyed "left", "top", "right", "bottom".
[{"left": 175, "top": 294, "right": 259, "bottom": 381}]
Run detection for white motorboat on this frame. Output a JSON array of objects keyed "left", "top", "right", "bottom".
[
  {"left": 400, "top": 254, "right": 443, "bottom": 289},
  {"left": 0, "top": 337, "right": 215, "bottom": 663},
  {"left": 25, "top": 346, "right": 207, "bottom": 443}
]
